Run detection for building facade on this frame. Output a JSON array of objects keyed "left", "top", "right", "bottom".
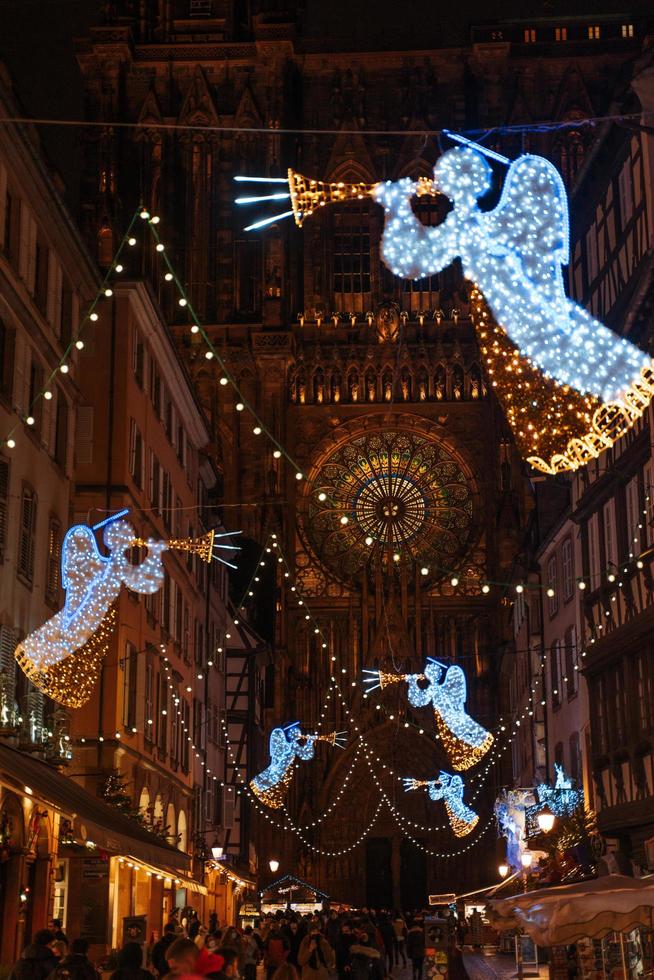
[{"left": 0, "top": 64, "right": 100, "bottom": 963}]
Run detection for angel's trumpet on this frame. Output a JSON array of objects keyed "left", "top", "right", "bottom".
[{"left": 288, "top": 169, "right": 440, "bottom": 227}]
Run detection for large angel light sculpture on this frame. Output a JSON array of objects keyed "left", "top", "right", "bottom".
[
  {"left": 237, "top": 132, "right": 654, "bottom": 474},
  {"left": 364, "top": 657, "right": 493, "bottom": 771},
  {"left": 404, "top": 771, "right": 479, "bottom": 837},
  {"left": 250, "top": 722, "right": 347, "bottom": 809},
  {"left": 15, "top": 510, "right": 240, "bottom": 709}
]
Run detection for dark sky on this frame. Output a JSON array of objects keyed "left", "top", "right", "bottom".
[{"left": 0, "top": 0, "right": 650, "bottom": 205}]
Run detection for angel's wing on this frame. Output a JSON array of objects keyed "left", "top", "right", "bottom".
[
  {"left": 268, "top": 727, "right": 289, "bottom": 760},
  {"left": 61, "top": 525, "right": 106, "bottom": 617},
  {"left": 440, "top": 664, "right": 467, "bottom": 707},
  {"left": 487, "top": 154, "right": 569, "bottom": 304}
]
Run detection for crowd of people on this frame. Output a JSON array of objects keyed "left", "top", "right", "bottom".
[{"left": 7, "top": 906, "right": 476, "bottom": 980}]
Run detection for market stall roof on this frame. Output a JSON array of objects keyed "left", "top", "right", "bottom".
[
  {"left": 487, "top": 874, "right": 654, "bottom": 945},
  {"left": 261, "top": 874, "right": 329, "bottom": 901},
  {"left": 0, "top": 743, "right": 189, "bottom": 872}
]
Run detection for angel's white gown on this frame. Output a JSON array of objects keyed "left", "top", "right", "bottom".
[
  {"left": 426, "top": 771, "right": 479, "bottom": 837},
  {"left": 17, "top": 519, "right": 166, "bottom": 672},
  {"left": 250, "top": 725, "right": 316, "bottom": 808},
  {"left": 373, "top": 147, "right": 650, "bottom": 404},
  {"left": 406, "top": 660, "right": 494, "bottom": 771}
]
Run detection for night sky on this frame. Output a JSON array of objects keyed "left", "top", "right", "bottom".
[{"left": 0, "top": 0, "right": 650, "bottom": 206}]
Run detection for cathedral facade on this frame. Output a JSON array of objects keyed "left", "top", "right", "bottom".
[{"left": 74, "top": 2, "right": 648, "bottom": 903}]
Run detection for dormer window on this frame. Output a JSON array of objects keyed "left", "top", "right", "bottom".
[
  {"left": 588, "top": 25, "right": 600, "bottom": 40},
  {"left": 555, "top": 27, "right": 567, "bottom": 41},
  {"left": 524, "top": 28, "right": 536, "bottom": 43},
  {"left": 621, "top": 23, "right": 634, "bottom": 38}
]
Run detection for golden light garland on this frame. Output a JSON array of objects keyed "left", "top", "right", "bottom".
[
  {"left": 288, "top": 168, "right": 439, "bottom": 226},
  {"left": 471, "top": 289, "right": 654, "bottom": 475},
  {"left": 15, "top": 605, "right": 117, "bottom": 708}
]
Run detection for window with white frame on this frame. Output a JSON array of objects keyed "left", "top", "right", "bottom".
[
  {"left": 547, "top": 555, "right": 558, "bottom": 616},
  {"left": 625, "top": 476, "right": 641, "bottom": 555},
  {"left": 603, "top": 499, "right": 618, "bottom": 574},
  {"left": 587, "top": 513, "right": 600, "bottom": 589},
  {"left": 561, "top": 537, "right": 574, "bottom": 600}
]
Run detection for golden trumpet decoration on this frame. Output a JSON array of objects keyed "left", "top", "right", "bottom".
[
  {"left": 287, "top": 170, "right": 440, "bottom": 227},
  {"left": 234, "top": 170, "right": 440, "bottom": 231},
  {"left": 132, "top": 528, "right": 242, "bottom": 567}
]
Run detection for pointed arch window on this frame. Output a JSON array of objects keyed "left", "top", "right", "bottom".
[{"left": 332, "top": 200, "right": 371, "bottom": 313}]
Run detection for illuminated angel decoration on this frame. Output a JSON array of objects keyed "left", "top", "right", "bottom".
[
  {"left": 404, "top": 771, "right": 479, "bottom": 837},
  {"left": 15, "top": 509, "right": 240, "bottom": 709},
  {"left": 364, "top": 657, "right": 493, "bottom": 771},
  {"left": 372, "top": 140, "right": 651, "bottom": 406},
  {"left": 494, "top": 787, "right": 536, "bottom": 872},
  {"left": 250, "top": 722, "right": 347, "bottom": 809}
]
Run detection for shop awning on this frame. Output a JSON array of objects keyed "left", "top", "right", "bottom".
[
  {"left": 0, "top": 743, "right": 189, "bottom": 872},
  {"left": 487, "top": 874, "right": 654, "bottom": 945},
  {"left": 124, "top": 857, "right": 206, "bottom": 894}
]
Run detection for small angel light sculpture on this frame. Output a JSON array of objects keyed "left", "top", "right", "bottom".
[
  {"left": 404, "top": 771, "right": 479, "bottom": 837},
  {"left": 250, "top": 722, "right": 347, "bottom": 809},
  {"left": 15, "top": 509, "right": 240, "bottom": 708},
  {"left": 364, "top": 657, "right": 493, "bottom": 771}
]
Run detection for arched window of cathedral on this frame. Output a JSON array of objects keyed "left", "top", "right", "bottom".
[
  {"left": 434, "top": 364, "right": 446, "bottom": 401},
  {"left": 347, "top": 368, "right": 360, "bottom": 403},
  {"left": 399, "top": 367, "right": 412, "bottom": 401},
  {"left": 330, "top": 369, "right": 342, "bottom": 404},
  {"left": 328, "top": 163, "right": 374, "bottom": 313},
  {"left": 452, "top": 364, "right": 464, "bottom": 401},
  {"left": 469, "top": 363, "right": 483, "bottom": 400},
  {"left": 416, "top": 367, "right": 429, "bottom": 402},
  {"left": 296, "top": 370, "right": 307, "bottom": 405},
  {"left": 554, "top": 111, "right": 588, "bottom": 187},
  {"left": 365, "top": 368, "right": 377, "bottom": 402},
  {"left": 382, "top": 367, "right": 394, "bottom": 402},
  {"left": 313, "top": 369, "right": 325, "bottom": 404}
]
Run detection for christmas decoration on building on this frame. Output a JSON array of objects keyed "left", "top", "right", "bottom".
[
  {"left": 238, "top": 136, "right": 654, "bottom": 474},
  {"left": 403, "top": 771, "right": 480, "bottom": 837},
  {"left": 364, "top": 658, "right": 493, "bottom": 770},
  {"left": 524, "top": 765, "right": 585, "bottom": 837},
  {"left": 250, "top": 723, "right": 347, "bottom": 809},
  {"left": 14, "top": 511, "right": 240, "bottom": 708},
  {"left": 495, "top": 787, "right": 539, "bottom": 872}
]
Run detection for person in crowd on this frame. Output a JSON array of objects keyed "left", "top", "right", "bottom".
[
  {"left": 51, "top": 945, "right": 67, "bottom": 965},
  {"left": 241, "top": 926, "right": 261, "bottom": 980},
  {"left": 165, "top": 938, "right": 224, "bottom": 979},
  {"left": 271, "top": 965, "right": 299, "bottom": 980},
  {"left": 391, "top": 913, "right": 407, "bottom": 968},
  {"left": 468, "top": 910, "right": 483, "bottom": 951},
  {"left": 46, "top": 938, "right": 99, "bottom": 980},
  {"left": 208, "top": 914, "right": 219, "bottom": 936},
  {"left": 334, "top": 922, "right": 355, "bottom": 980},
  {"left": 212, "top": 949, "right": 239, "bottom": 980},
  {"left": 167, "top": 911, "right": 183, "bottom": 936},
  {"left": 298, "top": 927, "right": 334, "bottom": 980},
  {"left": 325, "top": 913, "right": 340, "bottom": 950},
  {"left": 376, "top": 915, "right": 394, "bottom": 974},
  {"left": 152, "top": 924, "right": 178, "bottom": 977},
  {"left": 108, "top": 944, "right": 151, "bottom": 980},
  {"left": 9, "top": 930, "right": 60, "bottom": 980},
  {"left": 282, "top": 920, "right": 304, "bottom": 968},
  {"left": 188, "top": 914, "right": 201, "bottom": 942},
  {"left": 406, "top": 920, "right": 425, "bottom": 980},
  {"left": 348, "top": 927, "right": 383, "bottom": 980},
  {"left": 205, "top": 936, "right": 221, "bottom": 955},
  {"left": 264, "top": 927, "right": 289, "bottom": 980},
  {"left": 52, "top": 923, "right": 68, "bottom": 950}
]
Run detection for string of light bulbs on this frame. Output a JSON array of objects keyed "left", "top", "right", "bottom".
[{"left": 2, "top": 207, "right": 142, "bottom": 450}]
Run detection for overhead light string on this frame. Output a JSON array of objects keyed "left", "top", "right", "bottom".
[{"left": 2, "top": 206, "right": 143, "bottom": 450}]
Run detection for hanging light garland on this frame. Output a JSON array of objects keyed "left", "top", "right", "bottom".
[{"left": 2, "top": 208, "right": 143, "bottom": 451}]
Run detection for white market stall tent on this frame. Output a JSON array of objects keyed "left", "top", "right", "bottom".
[{"left": 487, "top": 874, "right": 654, "bottom": 947}]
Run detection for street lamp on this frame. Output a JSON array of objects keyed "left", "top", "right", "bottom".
[
  {"left": 269, "top": 859, "right": 279, "bottom": 874},
  {"left": 498, "top": 863, "right": 509, "bottom": 879},
  {"left": 537, "top": 805, "right": 556, "bottom": 834},
  {"left": 520, "top": 852, "right": 533, "bottom": 870}
]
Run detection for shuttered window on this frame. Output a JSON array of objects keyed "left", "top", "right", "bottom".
[
  {"left": 0, "top": 457, "right": 9, "bottom": 562},
  {"left": 17, "top": 484, "right": 37, "bottom": 584}
]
